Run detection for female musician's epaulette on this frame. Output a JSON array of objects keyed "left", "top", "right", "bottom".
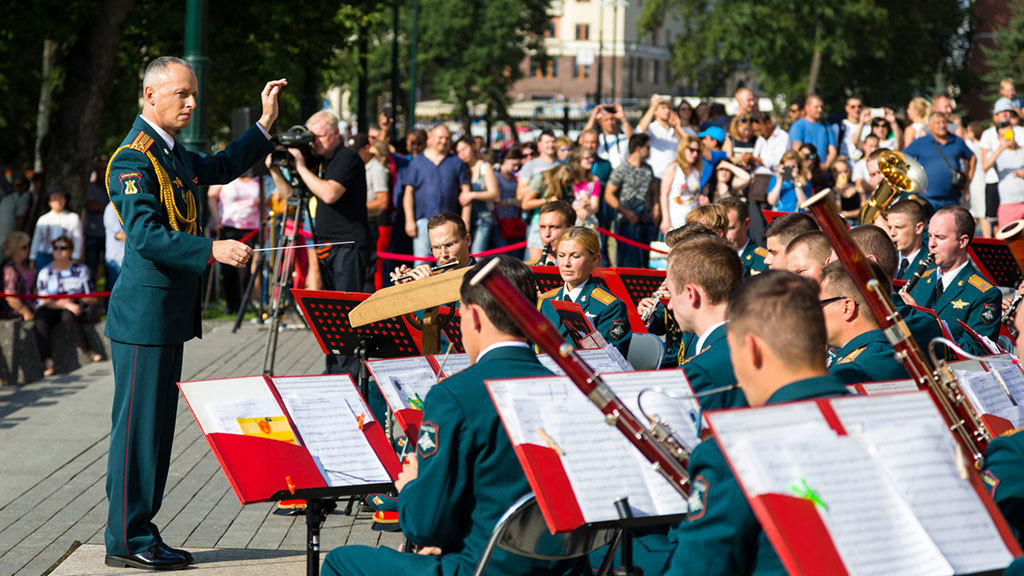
[
  {"left": 590, "top": 287, "right": 616, "bottom": 305},
  {"left": 968, "top": 274, "right": 994, "bottom": 293},
  {"left": 129, "top": 132, "right": 155, "bottom": 153}
]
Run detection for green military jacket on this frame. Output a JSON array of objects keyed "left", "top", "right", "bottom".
[
  {"left": 982, "top": 430, "right": 1024, "bottom": 547},
  {"left": 105, "top": 115, "right": 273, "bottom": 345},
  {"left": 539, "top": 277, "right": 632, "bottom": 353},
  {"left": 667, "top": 375, "right": 851, "bottom": 576},
  {"left": 681, "top": 323, "right": 745, "bottom": 413},
  {"left": 738, "top": 239, "right": 768, "bottom": 278},
  {"left": 399, "top": 344, "right": 582, "bottom": 576},
  {"left": 908, "top": 260, "right": 1002, "bottom": 356},
  {"left": 828, "top": 329, "right": 910, "bottom": 385},
  {"left": 897, "top": 248, "right": 930, "bottom": 282}
]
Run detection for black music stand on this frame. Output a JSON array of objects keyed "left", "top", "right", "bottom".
[
  {"left": 531, "top": 265, "right": 564, "bottom": 293},
  {"left": 607, "top": 268, "right": 666, "bottom": 308},
  {"left": 970, "top": 237, "right": 1022, "bottom": 288},
  {"left": 439, "top": 307, "right": 465, "bottom": 353}
]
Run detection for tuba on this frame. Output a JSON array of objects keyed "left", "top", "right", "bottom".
[{"left": 858, "top": 150, "right": 928, "bottom": 224}]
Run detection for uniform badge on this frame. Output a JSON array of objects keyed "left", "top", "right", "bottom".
[
  {"left": 417, "top": 421, "right": 439, "bottom": 458},
  {"left": 951, "top": 299, "right": 969, "bottom": 310},
  {"left": 610, "top": 319, "right": 626, "bottom": 341},
  {"left": 980, "top": 470, "right": 1000, "bottom": 497},
  {"left": 119, "top": 172, "right": 141, "bottom": 195},
  {"left": 687, "top": 475, "right": 710, "bottom": 521},
  {"left": 981, "top": 303, "right": 997, "bottom": 325}
]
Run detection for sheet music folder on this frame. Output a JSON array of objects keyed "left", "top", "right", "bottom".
[
  {"left": 486, "top": 370, "right": 700, "bottom": 534},
  {"left": 706, "top": 391, "right": 1021, "bottom": 576},
  {"left": 178, "top": 374, "right": 400, "bottom": 505}
]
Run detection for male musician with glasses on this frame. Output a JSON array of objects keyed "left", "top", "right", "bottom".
[
  {"left": 390, "top": 212, "right": 472, "bottom": 284},
  {"left": 667, "top": 271, "right": 850, "bottom": 575},
  {"left": 321, "top": 256, "right": 583, "bottom": 576},
  {"left": 820, "top": 261, "right": 909, "bottom": 384},
  {"left": 901, "top": 205, "right": 1001, "bottom": 356}
]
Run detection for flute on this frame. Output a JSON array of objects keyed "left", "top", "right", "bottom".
[
  {"left": 391, "top": 259, "right": 460, "bottom": 283},
  {"left": 1003, "top": 288, "right": 1022, "bottom": 327},
  {"left": 639, "top": 285, "right": 668, "bottom": 328},
  {"left": 898, "top": 253, "right": 935, "bottom": 296}
]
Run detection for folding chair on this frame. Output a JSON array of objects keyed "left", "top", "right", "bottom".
[{"left": 626, "top": 332, "right": 665, "bottom": 370}]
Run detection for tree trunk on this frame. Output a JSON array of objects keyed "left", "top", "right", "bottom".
[
  {"left": 35, "top": 39, "right": 59, "bottom": 173},
  {"left": 806, "top": 21, "right": 823, "bottom": 96},
  {"left": 43, "top": 0, "right": 137, "bottom": 211}
]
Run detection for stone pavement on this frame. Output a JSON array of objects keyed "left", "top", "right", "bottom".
[{"left": 0, "top": 321, "right": 403, "bottom": 576}]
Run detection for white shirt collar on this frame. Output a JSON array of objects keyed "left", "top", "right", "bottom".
[
  {"left": 477, "top": 340, "right": 531, "bottom": 360},
  {"left": 139, "top": 115, "right": 176, "bottom": 151},
  {"left": 903, "top": 247, "right": 921, "bottom": 265},
  {"left": 564, "top": 278, "right": 591, "bottom": 302},
  {"left": 737, "top": 238, "right": 749, "bottom": 257},
  {"left": 695, "top": 321, "right": 727, "bottom": 354},
  {"left": 938, "top": 259, "right": 969, "bottom": 290}
]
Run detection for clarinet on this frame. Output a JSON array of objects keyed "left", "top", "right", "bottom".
[
  {"left": 801, "top": 189, "right": 991, "bottom": 467},
  {"left": 639, "top": 286, "right": 668, "bottom": 328},
  {"left": 898, "top": 253, "right": 935, "bottom": 296},
  {"left": 391, "top": 259, "right": 460, "bottom": 283},
  {"left": 538, "top": 242, "right": 553, "bottom": 266},
  {"left": 997, "top": 220, "right": 1024, "bottom": 329},
  {"left": 470, "top": 259, "right": 692, "bottom": 497}
]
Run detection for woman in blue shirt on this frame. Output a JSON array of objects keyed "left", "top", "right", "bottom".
[{"left": 767, "top": 150, "right": 813, "bottom": 213}]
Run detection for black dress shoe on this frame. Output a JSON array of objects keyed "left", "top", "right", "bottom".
[
  {"left": 156, "top": 542, "right": 193, "bottom": 563},
  {"left": 105, "top": 544, "right": 188, "bottom": 570}
]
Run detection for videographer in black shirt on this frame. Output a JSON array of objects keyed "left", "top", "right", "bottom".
[{"left": 270, "top": 109, "right": 372, "bottom": 375}]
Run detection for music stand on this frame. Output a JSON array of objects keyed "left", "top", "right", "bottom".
[
  {"left": 550, "top": 300, "right": 597, "bottom": 348},
  {"left": 531, "top": 265, "right": 563, "bottom": 293},
  {"left": 439, "top": 307, "right": 465, "bottom": 353},
  {"left": 969, "top": 237, "right": 1022, "bottom": 288}
]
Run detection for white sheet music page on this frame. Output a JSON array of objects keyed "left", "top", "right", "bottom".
[
  {"left": 955, "top": 368, "right": 1024, "bottom": 429},
  {"left": 273, "top": 375, "right": 392, "bottom": 487},
  {"left": 432, "top": 352, "right": 471, "bottom": 378},
  {"left": 850, "top": 379, "right": 919, "bottom": 395},
  {"left": 576, "top": 347, "right": 634, "bottom": 373},
  {"left": 711, "top": 407, "right": 953, "bottom": 576},
  {"left": 602, "top": 370, "right": 701, "bottom": 453},
  {"left": 831, "top": 393, "right": 1015, "bottom": 573},
  {"left": 180, "top": 376, "right": 289, "bottom": 437},
  {"left": 990, "top": 357, "right": 1024, "bottom": 405},
  {"left": 367, "top": 356, "right": 438, "bottom": 411}
]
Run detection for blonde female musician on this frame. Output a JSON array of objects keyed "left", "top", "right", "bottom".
[{"left": 538, "top": 226, "right": 632, "bottom": 352}]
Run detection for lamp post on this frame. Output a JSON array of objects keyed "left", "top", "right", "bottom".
[
  {"left": 596, "top": 2, "right": 604, "bottom": 105},
  {"left": 609, "top": 0, "right": 629, "bottom": 102}
]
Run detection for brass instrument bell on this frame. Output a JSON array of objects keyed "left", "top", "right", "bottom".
[{"left": 859, "top": 150, "right": 928, "bottom": 224}]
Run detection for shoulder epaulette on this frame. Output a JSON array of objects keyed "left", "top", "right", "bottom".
[
  {"left": 968, "top": 274, "right": 994, "bottom": 293},
  {"left": 539, "top": 287, "right": 559, "bottom": 300},
  {"left": 129, "top": 132, "right": 155, "bottom": 153},
  {"left": 590, "top": 287, "right": 616, "bottom": 306},
  {"left": 838, "top": 347, "right": 866, "bottom": 364},
  {"left": 753, "top": 246, "right": 769, "bottom": 257},
  {"left": 921, "top": 268, "right": 936, "bottom": 278}
]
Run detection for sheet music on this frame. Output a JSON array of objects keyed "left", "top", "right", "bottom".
[
  {"left": 601, "top": 370, "right": 701, "bottom": 452},
  {"left": 274, "top": 376, "right": 392, "bottom": 487},
  {"left": 207, "top": 397, "right": 288, "bottom": 436},
  {"left": 990, "top": 358, "right": 1024, "bottom": 404},
  {"left": 432, "top": 353, "right": 471, "bottom": 378},
  {"left": 180, "top": 376, "right": 291, "bottom": 437},
  {"left": 718, "top": 424, "right": 953, "bottom": 576},
  {"left": 367, "top": 357, "right": 438, "bottom": 411},
  {"left": 832, "top": 393, "right": 1015, "bottom": 573},
  {"left": 578, "top": 347, "right": 633, "bottom": 373},
  {"left": 956, "top": 369, "right": 1024, "bottom": 428},
  {"left": 851, "top": 379, "right": 919, "bottom": 395}
]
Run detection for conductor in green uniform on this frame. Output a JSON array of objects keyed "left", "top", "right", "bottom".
[
  {"left": 321, "top": 256, "right": 584, "bottom": 576},
  {"left": 103, "top": 56, "right": 286, "bottom": 570},
  {"left": 902, "top": 206, "right": 1002, "bottom": 356}
]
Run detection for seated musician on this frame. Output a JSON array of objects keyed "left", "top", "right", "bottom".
[
  {"left": 901, "top": 206, "right": 1001, "bottom": 356},
  {"left": 664, "top": 235, "right": 745, "bottom": 412},
  {"left": 527, "top": 200, "right": 575, "bottom": 266},
  {"left": 667, "top": 271, "right": 851, "bottom": 575},
  {"left": 322, "top": 256, "right": 585, "bottom": 576},
  {"left": 391, "top": 211, "right": 471, "bottom": 284},
  {"left": 718, "top": 197, "right": 768, "bottom": 277},
  {"left": 539, "top": 226, "right": 632, "bottom": 353},
  {"left": 783, "top": 230, "right": 830, "bottom": 280},
  {"left": 684, "top": 203, "right": 728, "bottom": 237},
  {"left": 887, "top": 199, "right": 929, "bottom": 281},
  {"left": 820, "top": 260, "right": 910, "bottom": 384},
  {"left": 762, "top": 212, "right": 817, "bottom": 270},
  {"left": 637, "top": 222, "right": 719, "bottom": 366},
  {"left": 984, "top": 314, "right": 1024, "bottom": 547}
]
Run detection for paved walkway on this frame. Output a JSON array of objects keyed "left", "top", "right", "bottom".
[{"left": 0, "top": 321, "right": 402, "bottom": 576}]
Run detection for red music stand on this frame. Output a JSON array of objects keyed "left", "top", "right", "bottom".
[{"left": 970, "top": 237, "right": 1022, "bottom": 288}]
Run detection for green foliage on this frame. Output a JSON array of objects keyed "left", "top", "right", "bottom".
[
  {"left": 639, "top": 0, "right": 970, "bottom": 109},
  {"left": 980, "top": 0, "right": 1024, "bottom": 104}
]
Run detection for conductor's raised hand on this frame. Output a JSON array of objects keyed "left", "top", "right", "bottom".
[
  {"left": 212, "top": 239, "right": 254, "bottom": 269},
  {"left": 258, "top": 78, "right": 289, "bottom": 133}
]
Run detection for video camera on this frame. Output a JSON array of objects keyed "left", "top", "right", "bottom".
[{"left": 269, "top": 125, "right": 315, "bottom": 169}]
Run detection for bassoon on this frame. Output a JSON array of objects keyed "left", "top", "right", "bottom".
[
  {"left": 470, "top": 259, "right": 692, "bottom": 496},
  {"left": 801, "top": 189, "right": 991, "bottom": 466}
]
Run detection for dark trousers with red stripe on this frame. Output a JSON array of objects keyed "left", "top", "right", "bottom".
[{"left": 105, "top": 340, "right": 184, "bottom": 556}]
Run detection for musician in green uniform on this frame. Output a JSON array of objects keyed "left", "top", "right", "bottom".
[
  {"left": 902, "top": 206, "right": 1002, "bottom": 356},
  {"left": 783, "top": 230, "right": 830, "bottom": 280},
  {"left": 666, "top": 236, "right": 745, "bottom": 412},
  {"left": 762, "top": 212, "right": 817, "bottom": 270},
  {"left": 667, "top": 271, "right": 851, "bottom": 575},
  {"left": 982, "top": 429, "right": 1024, "bottom": 547},
  {"left": 719, "top": 197, "right": 767, "bottom": 277},
  {"left": 539, "top": 226, "right": 632, "bottom": 353},
  {"left": 103, "top": 57, "right": 285, "bottom": 570},
  {"left": 820, "top": 261, "right": 909, "bottom": 384},
  {"left": 887, "top": 199, "right": 930, "bottom": 281},
  {"left": 321, "top": 256, "right": 584, "bottom": 576}
]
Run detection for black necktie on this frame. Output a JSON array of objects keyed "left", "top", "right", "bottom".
[
  {"left": 897, "top": 258, "right": 909, "bottom": 279},
  {"left": 935, "top": 277, "right": 944, "bottom": 299}
]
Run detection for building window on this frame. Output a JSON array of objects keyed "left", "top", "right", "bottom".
[
  {"left": 575, "top": 23, "right": 590, "bottom": 40},
  {"left": 545, "top": 21, "right": 557, "bottom": 38},
  {"left": 635, "top": 57, "right": 643, "bottom": 83},
  {"left": 573, "top": 64, "right": 591, "bottom": 78},
  {"left": 531, "top": 59, "right": 559, "bottom": 78},
  {"left": 551, "top": 60, "right": 559, "bottom": 78},
  {"left": 653, "top": 60, "right": 659, "bottom": 84}
]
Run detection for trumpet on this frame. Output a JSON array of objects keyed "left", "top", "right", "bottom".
[
  {"left": 898, "top": 253, "right": 935, "bottom": 296},
  {"left": 391, "top": 259, "right": 460, "bottom": 283},
  {"left": 859, "top": 150, "right": 928, "bottom": 224},
  {"left": 803, "top": 188, "right": 990, "bottom": 467}
]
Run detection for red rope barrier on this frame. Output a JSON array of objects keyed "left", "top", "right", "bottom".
[
  {"left": 378, "top": 241, "right": 528, "bottom": 263},
  {"left": 0, "top": 291, "right": 111, "bottom": 300},
  {"left": 595, "top": 226, "right": 668, "bottom": 254}
]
